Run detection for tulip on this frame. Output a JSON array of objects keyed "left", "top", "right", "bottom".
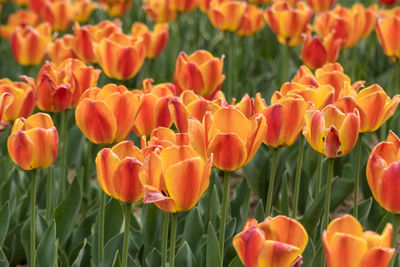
[
  {"left": 323, "top": 214, "right": 394, "bottom": 267},
  {"left": 131, "top": 22, "right": 169, "bottom": 59},
  {"left": 169, "top": 0, "right": 197, "bottom": 13},
  {"left": 146, "top": 127, "right": 189, "bottom": 148},
  {"left": 301, "top": 33, "right": 343, "bottom": 69},
  {"left": 0, "top": 9, "right": 39, "bottom": 40},
  {"left": 142, "top": 0, "right": 177, "bottom": 23},
  {"left": 41, "top": 0, "right": 74, "bottom": 32},
  {"left": 95, "top": 32, "right": 146, "bottom": 80},
  {"left": 377, "top": 13, "right": 400, "bottom": 62},
  {"left": 306, "top": 0, "right": 335, "bottom": 12},
  {"left": 22, "top": 59, "right": 100, "bottom": 112},
  {"left": 236, "top": 3, "right": 265, "bottom": 36},
  {"left": 75, "top": 84, "right": 140, "bottom": 145},
  {"left": 132, "top": 79, "right": 175, "bottom": 137},
  {"left": 174, "top": 50, "right": 225, "bottom": 98},
  {"left": 0, "top": 78, "right": 35, "bottom": 122},
  {"left": 7, "top": 112, "right": 58, "bottom": 170},
  {"left": 47, "top": 34, "right": 77, "bottom": 66},
  {"left": 100, "top": 0, "right": 133, "bottom": 17},
  {"left": 207, "top": 0, "right": 246, "bottom": 32},
  {"left": 380, "top": 0, "right": 397, "bottom": 5},
  {"left": 198, "top": 0, "right": 226, "bottom": 13},
  {"left": 72, "top": 0, "right": 98, "bottom": 23},
  {"left": 11, "top": 22, "right": 51, "bottom": 66},
  {"left": 264, "top": 1, "right": 312, "bottom": 46},
  {"left": 0, "top": 92, "right": 14, "bottom": 130},
  {"left": 233, "top": 216, "right": 309, "bottom": 267}
]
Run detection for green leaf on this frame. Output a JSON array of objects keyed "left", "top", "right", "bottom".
[
  {"left": 0, "top": 202, "right": 10, "bottom": 246},
  {"left": 279, "top": 171, "right": 289, "bottom": 215},
  {"left": 231, "top": 178, "right": 250, "bottom": 231},
  {"left": 377, "top": 211, "right": 394, "bottom": 234},
  {"left": 182, "top": 208, "right": 204, "bottom": 259},
  {"left": 243, "top": 147, "right": 269, "bottom": 201},
  {"left": 102, "top": 233, "right": 123, "bottom": 267},
  {"left": 37, "top": 221, "right": 56, "bottom": 267},
  {"left": 348, "top": 197, "right": 372, "bottom": 224},
  {"left": 255, "top": 199, "right": 265, "bottom": 222},
  {"left": 175, "top": 241, "right": 196, "bottom": 267},
  {"left": 71, "top": 239, "right": 91, "bottom": 267},
  {"left": 54, "top": 178, "right": 82, "bottom": 246},
  {"left": 104, "top": 199, "right": 124, "bottom": 244},
  {"left": 0, "top": 248, "right": 8, "bottom": 267},
  {"left": 141, "top": 204, "right": 163, "bottom": 251},
  {"left": 302, "top": 237, "right": 315, "bottom": 267},
  {"left": 206, "top": 222, "right": 221, "bottom": 267},
  {"left": 58, "top": 240, "right": 71, "bottom": 267},
  {"left": 207, "top": 185, "right": 221, "bottom": 226},
  {"left": 145, "top": 248, "right": 161, "bottom": 267},
  {"left": 112, "top": 250, "right": 121, "bottom": 267},
  {"left": 228, "top": 256, "right": 244, "bottom": 267}
]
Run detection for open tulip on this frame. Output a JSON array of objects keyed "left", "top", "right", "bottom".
[
  {"left": 131, "top": 22, "right": 169, "bottom": 59},
  {"left": 303, "top": 104, "right": 360, "bottom": 158},
  {"left": 0, "top": 9, "right": 39, "bottom": 40},
  {"left": 7, "top": 112, "right": 58, "bottom": 170},
  {"left": 188, "top": 106, "right": 266, "bottom": 171},
  {"left": 75, "top": 84, "right": 140, "bottom": 145},
  {"left": 174, "top": 50, "right": 225, "bottom": 98},
  {"left": 323, "top": 214, "right": 394, "bottom": 267},
  {"left": 142, "top": 0, "right": 177, "bottom": 23},
  {"left": 306, "top": 0, "right": 335, "bottom": 12},
  {"left": 233, "top": 216, "right": 309, "bottom": 267}
]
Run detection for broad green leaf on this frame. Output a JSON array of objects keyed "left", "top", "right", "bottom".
[
  {"left": 228, "top": 256, "right": 244, "bottom": 267},
  {"left": 112, "top": 250, "right": 121, "bottom": 267},
  {"left": 348, "top": 197, "right": 372, "bottom": 224},
  {"left": 231, "top": 178, "right": 250, "bottom": 231},
  {"left": 141, "top": 204, "right": 163, "bottom": 251},
  {"left": 255, "top": 199, "right": 265, "bottom": 222},
  {"left": 58, "top": 240, "right": 71, "bottom": 267},
  {"left": 175, "top": 241, "right": 196, "bottom": 267},
  {"left": 206, "top": 185, "right": 220, "bottom": 226},
  {"left": 145, "top": 248, "right": 161, "bottom": 267},
  {"left": 0, "top": 248, "right": 8, "bottom": 267},
  {"left": 102, "top": 233, "right": 123, "bottom": 267},
  {"left": 243, "top": 147, "right": 269, "bottom": 201},
  {"left": 0, "top": 202, "right": 10, "bottom": 246},
  {"left": 279, "top": 171, "right": 289, "bottom": 215},
  {"left": 71, "top": 239, "right": 90, "bottom": 267},
  {"left": 206, "top": 222, "right": 221, "bottom": 267},
  {"left": 104, "top": 199, "right": 124, "bottom": 244},
  {"left": 182, "top": 208, "right": 204, "bottom": 259},
  {"left": 377, "top": 212, "right": 394, "bottom": 234},
  {"left": 37, "top": 221, "right": 56, "bottom": 267}
]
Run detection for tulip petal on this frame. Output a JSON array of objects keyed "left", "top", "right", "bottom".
[
  {"left": 258, "top": 240, "right": 301, "bottom": 267},
  {"left": 359, "top": 248, "right": 395, "bottom": 267},
  {"left": 378, "top": 161, "right": 400, "bottom": 213},
  {"left": 25, "top": 127, "right": 58, "bottom": 169},
  {"left": 188, "top": 117, "right": 207, "bottom": 159},
  {"left": 113, "top": 157, "right": 143, "bottom": 202},
  {"left": 7, "top": 130, "right": 35, "bottom": 170},
  {"left": 143, "top": 185, "right": 176, "bottom": 213},
  {"left": 96, "top": 148, "right": 120, "bottom": 197},
  {"left": 233, "top": 226, "right": 266, "bottom": 267}
]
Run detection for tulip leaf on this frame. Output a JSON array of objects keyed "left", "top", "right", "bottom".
[
  {"left": 71, "top": 239, "right": 89, "bottom": 267},
  {"left": 348, "top": 197, "right": 372, "bottom": 224},
  {"left": 377, "top": 211, "right": 394, "bottom": 234},
  {"left": 112, "top": 250, "right": 121, "bottom": 267},
  {"left": 104, "top": 199, "right": 124, "bottom": 244},
  {"left": 243, "top": 147, "right": 269, "bottom": 201},
  {"left": 231, "top": 178, "right": 251, "bottom": 231},
  {"left": 37, "top": 220, "right": 56, "bottom": 267},
  {"left": 279, "top": 170, "right": 289, "bottom": 215},
  {"left": 206, "top": 222, "right": 221, "bottom": 267},
  {"left": 141, "top": 204, "right": 163, "bottom": 252},
  {"left": 311, "top": 242, "right": 325, "bottom": 267},
  {"left": 54, "top": 178, "right": 82, "bottom": 246},
  {"left": 0, "top": 248, "right": 8, "bottom": 267},
  {"left": 204, "top": 185, "right": 220, "bottom": 228},
  {"left": 228, "top": 256, "right": 244, "bottom": 267},
  {"left": 102, "top": 233, "right": 123, "bottom": 267},
  {"left": 255, "top": 199, "right": 265, "bottom": 222},
  {"left": 302, "top": 236, "right": 315, "bottom": 267},
  {"left": 145, "top": 248, "right": 161, "bottom": 267},
  {"left": 175, "top": 241, "right": 196, "bottom": 267},
  {"left": 182, "top": 207, "right": 204, "bottom": 259},
  {"left": 58, "top": 240, "right": 71, "bottom": 267},
  {"left": 0, "top": 202, "right": 10, "bottom": 246}
]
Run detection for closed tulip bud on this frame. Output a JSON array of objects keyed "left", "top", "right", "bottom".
[
  {"left": 236, "top": 3, "right": 265, "bottom": 36},
  {"left": 73, "top": 0, "right": 98, "bottom": 23},
  {"left": 47, "top": 34, "right": 77, "bottom": 66},
  {"left": 207, "top": 0, "right": 246, "bottom": 32},
  {"left": 139, "top": 145, "right": 212, "bottom": 213},
  {"left": 367, "top": 131, "right": 400, "bottom": 213},
  {"left": 101, "top": 0, "right": 133, "bottom": 17},
  {"left": 11, "top": 22, "right": 51, "bottom": 66},
  {"left": 142, "top": 0, "right": 177, "bottom": 23},
  {"left": 75, "top": 84, "right": 140, "bottom": 145},
  {"left": 188, "top": 107, "right": 266, "bottom": 171},
  {"left": 7, "top": 113, "right": 58, "bottom": 170},
  {"left": 41, "top": 0, "right": 74, "bottom": 32},
  {"left": 0, "top": 78, "right": 35, "bottom": 122},
  {"left": 96, "top": 32, "right": 146, "bottom": 80},
  {"left": 174, "top": 50, "right": 225, "bottom": 98},
  {"left": 133, "top": 79, "right": 175, "bottom": 137},
  {"left": 233, "top": 216, "right": 309, "bottom": 267},
  {"left": 306, "top": 0, "right": 335, "bottom": 13},
  {"left": 169, "top": 0, "right": 197, "bottom": 12},
  {"left": 96, "top": 141, "right": 156, "bottom": 203},
  {"left": 131, "top": 22, "right": 169, "bottom": 59},
  {"left": 264, "top": 1, "right": 312, "bottom": 46},
  {"left": 303, "top": 104, "right": 360, "bottom": 158},
  {"left": 0, "top": 10, "right": 39, "bottom": 40},
  {"left": 377, "top": 13, "right": 400, "bottom": 62},
  {"left": 323, "top": 214, "right": 394, "bottom": 267}
]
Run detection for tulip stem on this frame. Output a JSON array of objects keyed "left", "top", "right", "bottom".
[
  {"left": 169, "top": 213, "right": 178, "bottom": 267},
  {"left": 98, "top": 191, "right": 105, "bottom": 264},
  {"left": 219, "top": 171, "right": 230, "bottom": 263},
  {"left": 278, "top": 44, "right": 290, "bottom": 87},
  {"left": 266, "top": 148, "right": 279, "bottom": 215},
  {"left": 46, "top": 167, "right": 53, "bottom": 221},
  {"left": 31, "top": 169, "right": 36, "bottom": 267},
  {"left": 354, "top": 133, "right": 363, "bottom": 219},
  {"left": 122, "top": 202, "right": 132, "bottom": 267},
  {"left": 292, "top": 136, "right": 305, "bottom": 218},
  {"left": 323, "top": 158, "right": 334, "bottom": 231},
  {"left": 161, "top": 212, "right": 170, "bottom": 267},
  {"left": 316, "top": 153, "right": 323, "bottom": 195},
  {"left": 60, "top": 109, "right": 68, "bottom": 201}
]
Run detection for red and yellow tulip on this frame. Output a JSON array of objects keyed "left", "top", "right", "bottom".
[
  {"left": 47, "top": 34, "right": 77, "bottom": 66},
  {"left": 72, "top": 0, "right": 98, "bottom": 23},
  {"left": 131, "top": 22, "right": 169, "bottom": 59},
  {"left": 306, "top": 0, "right": 335, "bottom": 13},
  {"left": 323, "top": 214, "right": 394, "bottom": 267},
  {"left": 142, "top": 0, "right": 177, "bottom": 23},
  {"left": 7, "top": 112, "right": 58, "bottom": 170},
  {"left": 0, "top": 9, "right": 39, "bottom": 40},
  {"left": 233, "top": 216, "right": 309, "bottom": 267},
  {"left": 41, "top": 0, "right": 74, "bottom": 32},
  {"left": 169, "top": 0, "right": 197, "bottom": 13},
  {"left": 207, "top": 0, "right": 246, "bottom": 32},
  {"left": 146, "top": 127, "right": 189, "bottom": 148},
  {"left": 377, "top": 12, "right": 400, "bottom": 62},
  {"left": 236, "top": 3, "right": 265, "bottom": 36},
  {"left": 0, "top": 92, "right": 14, "bottom": 130},
  {"left": 100, "top": 0, "right": 133, "bottom": 17}
]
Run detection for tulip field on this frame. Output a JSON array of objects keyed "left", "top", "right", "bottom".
[{"left": 2, "top": 0, "right": 400, "bottom": 266}]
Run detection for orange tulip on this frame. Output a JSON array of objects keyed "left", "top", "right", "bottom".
[
  {"left": 11, "top": 22, "right": 51, "bottom": 66},
  {"left": 366, "top": 131, "right": 400, "bottom": 213},
  {"left": 0, "top": 9, "right": 39, "bottom": 40},
  {"left": 306, "top": 0, "right": 335, "bottom": 13},
  {"left": 146, "top": 127, "right": 189, "bottom": 148},
  {"left": 23, "top": 59, "right": 100, "bottom": 112},
  {"left": 174, "top": 50, "right": 225, "bottom": 98},
  {"left": 248, "top": 0, "right": 271, "bottom": 5},
  {"left": 96, "top": 141, "right": 156, "bottom": 202},
  {"left": 188, "top": 107, "right": 266, "bottom": 171},
  {"left": 131, "top": 22, "right": 169, "bottom": 59},
  {"left": 100, "top": 0, "right": 133, "bottom": 17},
  {"left": 236, "top": 3, "right": 265, "bottom": 36},
  {"left": 28, "top": 0, "right": 56, "bottom": 14},
  {"left": 323, "top": 214, "right": 394, "bottom": 267},
  {"left": 41, "top": 0, "right": 74, "bottom": 32},
  {"left": 303, "top": 104, "right": 360, "bottom": 158},
  {"left": 7, "top": 112, "right": 58, "bottom": 170},
  {"left": 207, "top": 0, "right": 246, "bottom": 32},
  {"left": 132, "top": 79, "right": 175, "bottom": 137},
  {"left": 0, "top": 78, "right": 35, "bottom": 122},
  {"left": 142, "top": 0, "right": 177, "bottom": 23},
  {"left": 264, "top": 1, "right": 312, "bottom": 46},
  {"left": 0, "top": 92, "right": 14, "bottom": 130},
  {"left": 260, "top": 95, "right": 307, "bottom": 148},
  {"left": 301, "top": 33, "right": 343, "bottom": 69},
  {"left": 75, "top": 84, "right": 140, "bottom": 145},
  {"left": 377, "top": 13, "right": 400, "bottom": 62},
  {"left": 233, "top": 216, "right": 309, "bottom": 267},
  {"left": 72, "top": 0, "right": 98, "bottom": 23},
  {"left": 95, "top": 32, "right": 146, "bottom": 80},
  {"left": 169, "top": 0, "right": 197, "bottom": 12},
  {"left": 198, "top": 0, "right": 226, "bottom": 13},
  {"left": 47, "top": 34, "right": 77, "bottom": 66},
  {"left": 139, "top": 145, "right": 212, "bottom": 213},
  {"left": 335, "top": 84, "right": 400, "bottom": 132}
]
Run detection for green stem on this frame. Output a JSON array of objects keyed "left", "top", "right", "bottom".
[
  {"left": 316, "top": 153, "right": 323, "bottom": 195},
  {"left": 60, "top": 109, "right": 68, "bottom": 201},
  {"left": 323, "top": 158, "right": 335, "bottom": 231},
  {"left": 122, "top": 202, "right": 132, "bottom": 267},
  {"left": 31, "top": 170, "right": 36, "bottom": 267},
  {"left": 161, "top": 212, "right": 170, "bottom": 267},
  {"left": 292, "top": 136, "right": 305, "bottom": 218},
  {"left": 98, "top": 191, "right": 105, "bottom": 264},
  {"left": 278, "top": 44, "right": 290, "bottom": 87},
  {"left": 354, "top": 133, "right": 363, "bottom": 219},
  {"left": 219, "top": 171, "right": 230, "bottom": 263},
  {"left": 46, "top": 167, "right": 53, "bottom": 221},
  {"left": 169, "top": 213, "right": 178, "bottom": 267},
  {"left": 266, "top": 148, "right": 279, "bottom": 215}
]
